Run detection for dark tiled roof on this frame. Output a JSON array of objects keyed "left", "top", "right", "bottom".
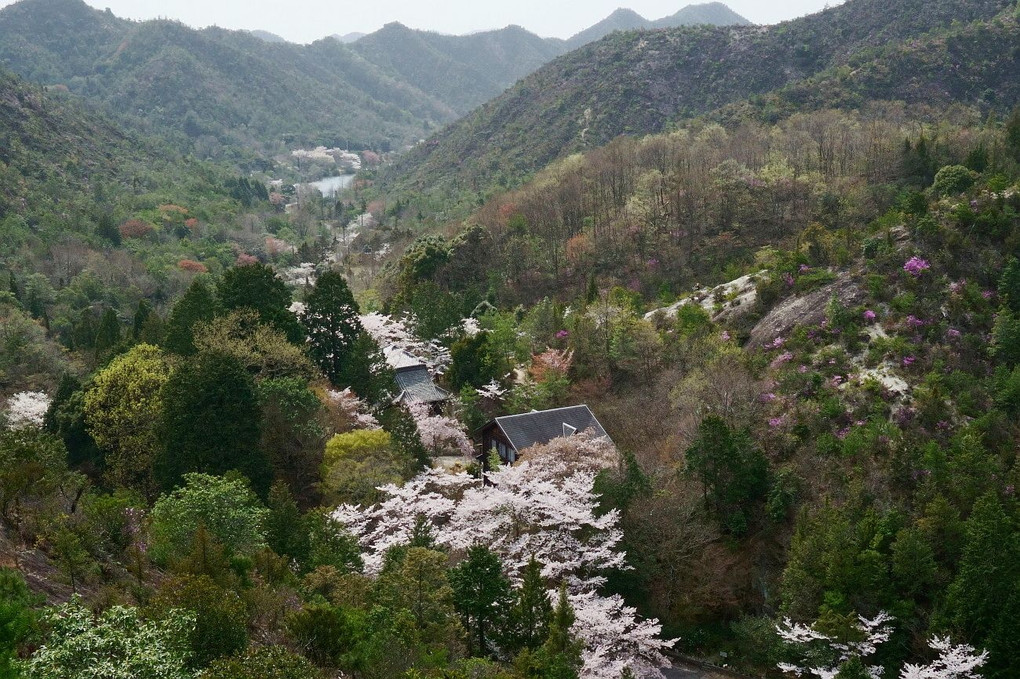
[
  {"left": 394, "top": 365, "right": 450, "bottom": 404},
  {"left": 494, "top": 405, "right": 610, "bottom": 453}
]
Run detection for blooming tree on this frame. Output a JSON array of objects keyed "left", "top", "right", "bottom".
[
  {"left": 326, "top": 388, "right": 381, "bottom": 431},
  {"left": 777, "top": 611, "right": 893, "bottom": 679},
  {"left": 333, "top": 433, "right": 674, "bottom": 677},
  {"left": 407, "top": 402, "right": 473, "bottom": 458},
  {"left": 900, "top": 637, "right": 987, "bottom": 679},
  {"left": 778, "top": 613, "right": 987, "bottom": 679},
  {"left": 361, "top": 312, "right": 451, "bottom": 374},
  {"left": 4, "top": 391, "right": 51, "bottom": 429}
]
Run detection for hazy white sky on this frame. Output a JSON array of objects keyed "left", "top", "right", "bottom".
[{"left": 0, "top": 0, "right": 839, "bottom": 42}]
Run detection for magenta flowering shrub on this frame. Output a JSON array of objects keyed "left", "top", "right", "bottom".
[{"left": 903, "top": 256, "right": 931, "bottom": 277}]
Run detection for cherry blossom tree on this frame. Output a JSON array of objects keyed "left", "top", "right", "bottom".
[
  {"left": 325, "top": 388, "right": 381, "bottom": 431},
  {"left": 407, "top": 402, "right": 473, "bottom": 458},
  {"left": 777, "top": 611, "right": 893, "bottom": 679},
  {"left": 361, "top": 312, "right": 452, "bottom": 374},
  {"left": 4, "top": 391, "right": 51, "bottom": 429},
  {"left": 900, "top": 637, "right": 987, "bottom": 679},
  {"left": 778, "top": 613, "right": 987, "bottom": 679},
  {"left": 333, "top": 433, "right": 675, "bottom": 678}
]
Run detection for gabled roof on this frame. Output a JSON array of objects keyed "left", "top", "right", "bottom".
[
  {"left": 394, "top": 365, "right": 450, "bottom": 404},
  {"left": 489, "top": 405, "right": 610, "bottom": 453},
  {"left": 384, "top": 345, "right": 424, "bottom": 370}
]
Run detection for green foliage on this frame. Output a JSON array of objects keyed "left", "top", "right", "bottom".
[
  {"left": 374, "top": 547, "right": 460, "bottom": 648},
  {"left": 781, "top": 500, "right": 901, "bottom": 620},
  {"left": 321, "top": 430, "right": 408, "bottom": 506},
  {"left": 999, "top": 259, "right": 1020, "bottom": 314},
  {"left": 155, "top": 351, "right": 271, "bottom": 494},
  {"left": 0, "top": 568, "right": 38, "bottom": 679},
  {"left": 409, "top": 281, "right": 464, "bottom": 341},
  {"left": 163, "top": 279, "right": 218, "bottom": 357},
  {"left": 932, "top": 164, "right": 976, "bottom": 197},
  {"left": 684, "top": 415, "right": 769, "bottom": 536},
  {"left": 199, "top": 645, "right": 320, "bottom": 679},
  {"left": 149, "top": 473, "right": 269, "bottom": 566},
  {"left": 532, "top": 585, "right": 583, "bottom": 679},
  {"left": 305, "top": 509, "right": 363, "bottom": 574},
  {"left": 193, "top": 312, "right": 315, "bottom": 382},
  {"left": 22, "top": 597, "right": 195, "bottom": 679},
  {"left": 941, "top": 491, "right": 1020, "bottom": 677},
  {"left": 504, "top": 557, "right": 552, "bottom": 655},
  {"left": 265, "top": 481, "right": 310, "bottom": 563},
  {"left": 83, "top": 344, "right": 171, "bottom": 493},
  {"left": 301, "top": 270, "right": 363, "bottom": 386},
  {"left": 152, "top": 575, "right": 248, "bottom": 669},
  {"left": 992, "top": 310, "right": 1020, "bottom": 368},
  {"left": 450, "top": 545, "right": 512, "bottom": 657},
  {"left": 448, "top": 331, "right": 500, "bottom": 391},
  {"left": 286, "top": 602, "right": 361, "bottom": 668},
  {"left": 217, "top": 263, "right": 302, "bottom": 345},
  {"left": 339, "top": 331, "right": 395, "bottom": 405},
  {"left": 256, "top": 378, "right": 326, "bottom": 500},
  {"left": 0, "top": 428, "right": 73, "bottom": 529}
]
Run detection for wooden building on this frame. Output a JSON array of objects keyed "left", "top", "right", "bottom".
[{"left": 479, "top": 405, "right": 611, "bottom": 464}]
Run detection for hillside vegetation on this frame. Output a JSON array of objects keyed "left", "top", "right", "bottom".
[
  {"left": 378, "top": 0, "right": 1015, "bottom": 210},
  {"left": 0, "top": 0, "right": 454, "bottom": 152}
]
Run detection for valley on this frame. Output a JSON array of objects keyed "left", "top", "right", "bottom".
[{"left": 1, "top": 0, "right": 1020, "bottom": 678}]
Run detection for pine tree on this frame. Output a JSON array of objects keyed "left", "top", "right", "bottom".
[
  {"left": 218, "top": 262, "right": 302, "bottom": 344},
  {"left": 265, "top": 481, "right": 309, "bottom": 563},
  {"left": 506, "top": 557, "right": 552, "bottom": 653},
  {"left": 450, "top": 545, "right": 512, "bottom": 657},
  {"left": 94, "top": 307, "right": 121, "bottom": 354},
  {"left": 537, "top": 585, "right": 583, "bottom": 679},
  {"left": 155, "top": 351, "right": 271, "bottom": 495},
  {"left": 163, "top": 279, "right": 216, "bottom": 355},
  {"left": 300, "top": 270, "right": 363, "bottom": 386}
]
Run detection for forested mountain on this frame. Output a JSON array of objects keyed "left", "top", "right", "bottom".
[
  {"left": 0, "top": 0, "right": 456, "bottom": 152},
  {"left": 349, "top": 22, "right": 568, "bottom": 115},
  {"left": 379, "top": 0, "right": 1015, "bottom": 206},
  {"left": 4, "top": 0, "right": 1020, "bottom": 676},
  {"left": 565, "top": 2, "right": 751, "bottom": 48}
]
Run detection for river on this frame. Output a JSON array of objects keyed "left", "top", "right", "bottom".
[{"left": 309, "top": 174, "right": 355, "bottom": 197}]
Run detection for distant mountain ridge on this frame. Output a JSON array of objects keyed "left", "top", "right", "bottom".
[
  {"left": 0, "top": 0, "right": 458, "bottom": 152},
  {"left": 379, "top": 0, "right": 1016, "bottom": 203},
  {"left": 567, "top": 2, "right": 751, "bottom": 47},
  {"left": 348, "top": 22, "right": 567, "bottom": 115},
  {"left": 0, "top": 0, "right": 753, "bottom": 151}
]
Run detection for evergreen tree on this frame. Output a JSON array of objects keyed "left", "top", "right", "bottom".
[
  {"left": 132, "top": 299, "right": 153, "bottom": 340},
  {"left": 265, "top": 481, "right": 309, "bottom": 564},
  {"left": 1005, "top": 106, "right": 1020, "bottom": 164},
  {"left": 163, "top": 279, "right": 217, "bottom": 356},
  {"left": 450, "top": 545, "right": 512, "bottom": 657},
  {"left": 536, "top": 585, "right": 583, "bottom": 679},
  {"left": 299, "top": 270, "right": 363, "bottom": 385},
  {"left": 999, "top": 259, "right": 1020, "bottom": 314},
  {"left": 684, "top": 415, "right": 769, "bottom": 536},
  {"left": 217, "top": 263, "right": 302, "bottom": 344},
  {"left": 94, "top": 307, "right": 121, "bottom": 354},
  {"left": 155, "top": 351, "right": 271, "bottom": 495},
  {"left": 505, "top": 557, "right": 552, "bottom": 653},
  {"left": 340, "top": 330, "right": 394, "bottom": 403},
  {"left": 942, "top": 491, "right": 1020, "bottom": 677}
]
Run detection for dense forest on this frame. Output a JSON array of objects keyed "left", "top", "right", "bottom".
[{"left": 3, "top": 0, "right": 1020, "bottom": 678}]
